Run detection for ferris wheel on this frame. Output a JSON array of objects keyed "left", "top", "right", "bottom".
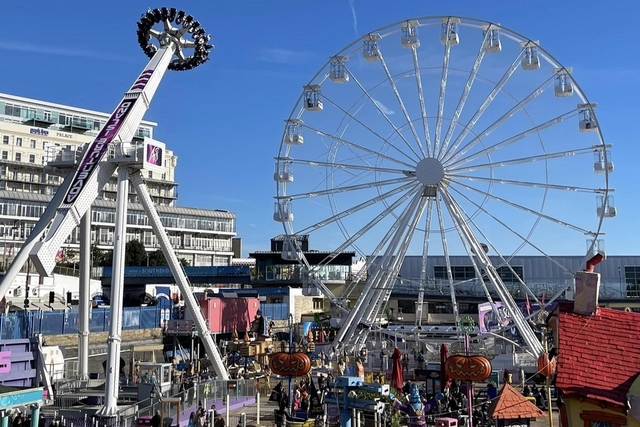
[{"left": 273, "top": 16, "right": 614, "bottom": 356}]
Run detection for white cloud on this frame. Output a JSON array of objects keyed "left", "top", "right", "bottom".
[
  {"left": 372, "top": 98, "right": 395, "bottom": 115},
  {"left": 348, "top": 0, "right": 358, "bottom": 37},
  {"left": 0, "top": 41, "right": 136, "bottom": 62},
  {"left": 258, "top": 48, "right": 312, "bottom": 64}
]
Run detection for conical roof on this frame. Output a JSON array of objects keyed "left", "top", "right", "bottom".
[{"left": 487, "top": 383, "right": 547, "bottom": 420}]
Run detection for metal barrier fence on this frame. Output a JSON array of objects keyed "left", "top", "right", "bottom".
[
  {"left": 0, "top": 306, "right": 164, "bottom": 339},
  {"left": 42, "top": 378, "right": 259, "bottom": 427}
]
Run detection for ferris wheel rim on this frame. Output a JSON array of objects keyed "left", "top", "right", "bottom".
[{"left": 275, "top": 15, "right": 612, "bottom": 311}]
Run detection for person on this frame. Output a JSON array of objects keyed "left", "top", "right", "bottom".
[
  {"left": 188, "top": 412, "right": 196, "bottom": 427},
  {"left": 151, "top": 410, "right": 162, "bottom": 427},
  {"left": 12, "top": 413, "right": 23, "bottom": 427},
  {"left": 196, "top": 409, "right": 207, "bottom": 427},
  {"left": 213, "top": 414, "right": 225, "bottom": 427},
  {"left": 207, "top": 404, "right": 218, "bottom": 426},
  {"left": 503, "top": 369, "right": 512, "bottom": 385}
]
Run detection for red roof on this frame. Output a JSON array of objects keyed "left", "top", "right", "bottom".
[
  {"left": 555, "top": 302, "right": 640, "bottom": 407},
  {"left": 487, "top": 383, "right": 546, "bottom": 420}
]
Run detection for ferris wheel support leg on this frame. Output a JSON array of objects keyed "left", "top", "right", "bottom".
[
  {"left": 441, "top": 190, "right": 543, "bottom": 356},
  {"left": 130, "top": 171, "right": 230, "bottom": 381},
  {"left": 96, "top": 167, "right": 130, "bottom": 417}
]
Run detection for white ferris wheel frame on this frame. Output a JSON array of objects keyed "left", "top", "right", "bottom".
[{"left": 274, "top": 15, "right": 613, "bottom": 357}]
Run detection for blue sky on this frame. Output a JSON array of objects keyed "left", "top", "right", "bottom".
[{"left": 2, "top": 0, "right": 638, "bottom": 258}]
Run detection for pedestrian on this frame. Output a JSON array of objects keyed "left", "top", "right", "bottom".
[
  {"left": 213, "top": 414, "right": 225, "bottom": 427},
  {"left": 196, "top": 410, "right": 207, "bottom": 427},
  {"left": 151, "top": 410, "right": 162, "bottom": 427},
  {"left": 188, "top": 412, "right": 196, "bottom": 427}
]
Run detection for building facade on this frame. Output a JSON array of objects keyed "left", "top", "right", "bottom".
[{"left": 0, "top": 93, "right": 236, "bottom": 270}]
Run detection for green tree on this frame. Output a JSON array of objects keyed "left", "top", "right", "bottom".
[
  {"left": 90, "top": 245, "right": 112, "bottom": 267},
  {"left": 125, "top": 239, "right": 148, "bottom": 266},
  {"left": 148, "top": 249, "right": 189, "bottom": 266}
]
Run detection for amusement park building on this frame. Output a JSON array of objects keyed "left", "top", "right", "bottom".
[
  {"left": 245, "top": 248, "right": 640, "bottom": 324},
  {"left": 0, "top": 93, "right": 236, "bottom": 280}
]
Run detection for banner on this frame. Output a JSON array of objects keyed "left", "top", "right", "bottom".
[{"left": 62, "top": 98, "right": 136, "bottom": 206}]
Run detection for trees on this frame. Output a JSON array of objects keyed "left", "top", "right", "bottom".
[
  {"left": 62, "top": 240, "right": 190, "bottom": 268},
  {"left": 147, "top": 249, "right": 189, "bottom": 266},
  {"left": 125, "top": 239, "right": 148, "bottom": 266}
]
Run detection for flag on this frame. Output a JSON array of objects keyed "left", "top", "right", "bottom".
[
  {"left": 541, "top": 293, "right": 546, "bottom": 305},
  {"left": 308, "top": 377, "right": 324, "bottom": 416},
  {"left": 525, "top": 293, "right": 531, "bottom": 316}
]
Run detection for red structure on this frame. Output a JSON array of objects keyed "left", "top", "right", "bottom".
[
  {"left": 186, "top": 295, "right": 260, "bottom": 334},
  {"left": 548, "top": 301, "right": 640, "bottom": 426}
]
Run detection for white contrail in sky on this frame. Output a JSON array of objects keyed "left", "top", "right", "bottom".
[{"left": 348, "top": 0, "right": 358, "bottom": 37}]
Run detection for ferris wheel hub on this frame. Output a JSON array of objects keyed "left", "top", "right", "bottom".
[{"left": 415, "top": 157, "right": 445, "bottom": 186}]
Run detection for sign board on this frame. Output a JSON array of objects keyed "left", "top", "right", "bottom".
[
  {"left": 0, "top": 339, "right": 38, "bottom": 387},
  {"left": 143, "top": 137, "right": 165, "bottom": 173}
]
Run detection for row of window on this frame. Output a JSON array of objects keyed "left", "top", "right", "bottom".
[
  {"left": 1, "top": 101, "right": 152, "bottom": 138},
  {"left": 2, "top": 150, "right": 38, "bottom": 163},
  {"left": 433, "top": 265, "right": 525, "bottom": 282},
  {"left": 83, "top": 229, "right": 233, "bottom": 253},
  {"left": 91, "top": 207, "right": 236, "bottom": 233}
]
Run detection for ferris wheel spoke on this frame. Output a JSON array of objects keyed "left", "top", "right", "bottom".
[
  {"left": 435, "top": 194, "right": 459, "bottom": 324},
  {"left": 419, "top": 199, "right": 434, "bottom": 287},
  {"left": 296, "top": 181, "right": 417, "bottom": 235},
  {"left": 302, "top": 124, "right": 417, "bottom": 168},
  {"left": 447, "top": 183, "right": 574, "bottom": 275},
  {"left": 281, "top": 157, "right": 411, "bottom": 175},
  {"left": 449, "top": 146, "right": 605, "bottom": 174},
  {"left": 281, "top": 176, "right": 415, "bottom": 201},
  {"left": 433, "top": 41, "right": 452, "bottom": 157},
  {"left": 339, "top": 69, "right": 422, "bottom": 161},
  {"left": 449, "top": 174, "right": 606, "bottom": 194},
  {"left": 442, "top": 76, "right": 555, "bottom": 165},
  {"left": 446, "top": 109, "right": 580, "bottom": 169},
  {"left": 442, "top": 188, "right": 541, "bottom": 305},
  {"left": 340, "top": 188, "right": 421, "bottom": 300},
  {"left": 447, "top": 178, "right": 597, "bottom": 236},
  {"left": 323, "top": 94, "right": 419, "bottom": 162},
  {"left": 314, "top": 183, "right": 421, "bottom": 270},
  {"left": 437, "top": 30, "right": 490, "bottom": 159},
  {"left": 439, "top": 51, "right": 524, "bottom": 163},
  {"left": 376, "top": 49, "right": 425, "bottom": 156},
  {"left": 411, "top": 45, "right": 432, "bottom": 157},
  {"left": 362, "top": 192, "right": 428, "bottom": 324},
  {"left": 441, "top": 187, "right": 544, "bottom": 355},
  {"left": 335, "top": 189, "right": 424, "bottom": 343},
  {"left": 439, "top": 189, "right": 498, "bottom": 306}
]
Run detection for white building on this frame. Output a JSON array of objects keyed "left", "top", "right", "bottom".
[{"left": 0, "top": 93, "right": 236, "bottom": 274}]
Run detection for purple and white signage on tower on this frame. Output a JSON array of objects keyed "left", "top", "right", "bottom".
[
  {"left": 146, "top": 143, "right": 163, "bottom": 167},
  {"left": 61, "top": 69, "right": 154, "bottom": 206}
]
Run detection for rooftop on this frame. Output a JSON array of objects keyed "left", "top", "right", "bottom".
[
  {"left": 488, "top": 383, "right": 547, "bottom": 420},
  {"left": 554, "top": 302, "right": 640, "bottom": 407}
]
